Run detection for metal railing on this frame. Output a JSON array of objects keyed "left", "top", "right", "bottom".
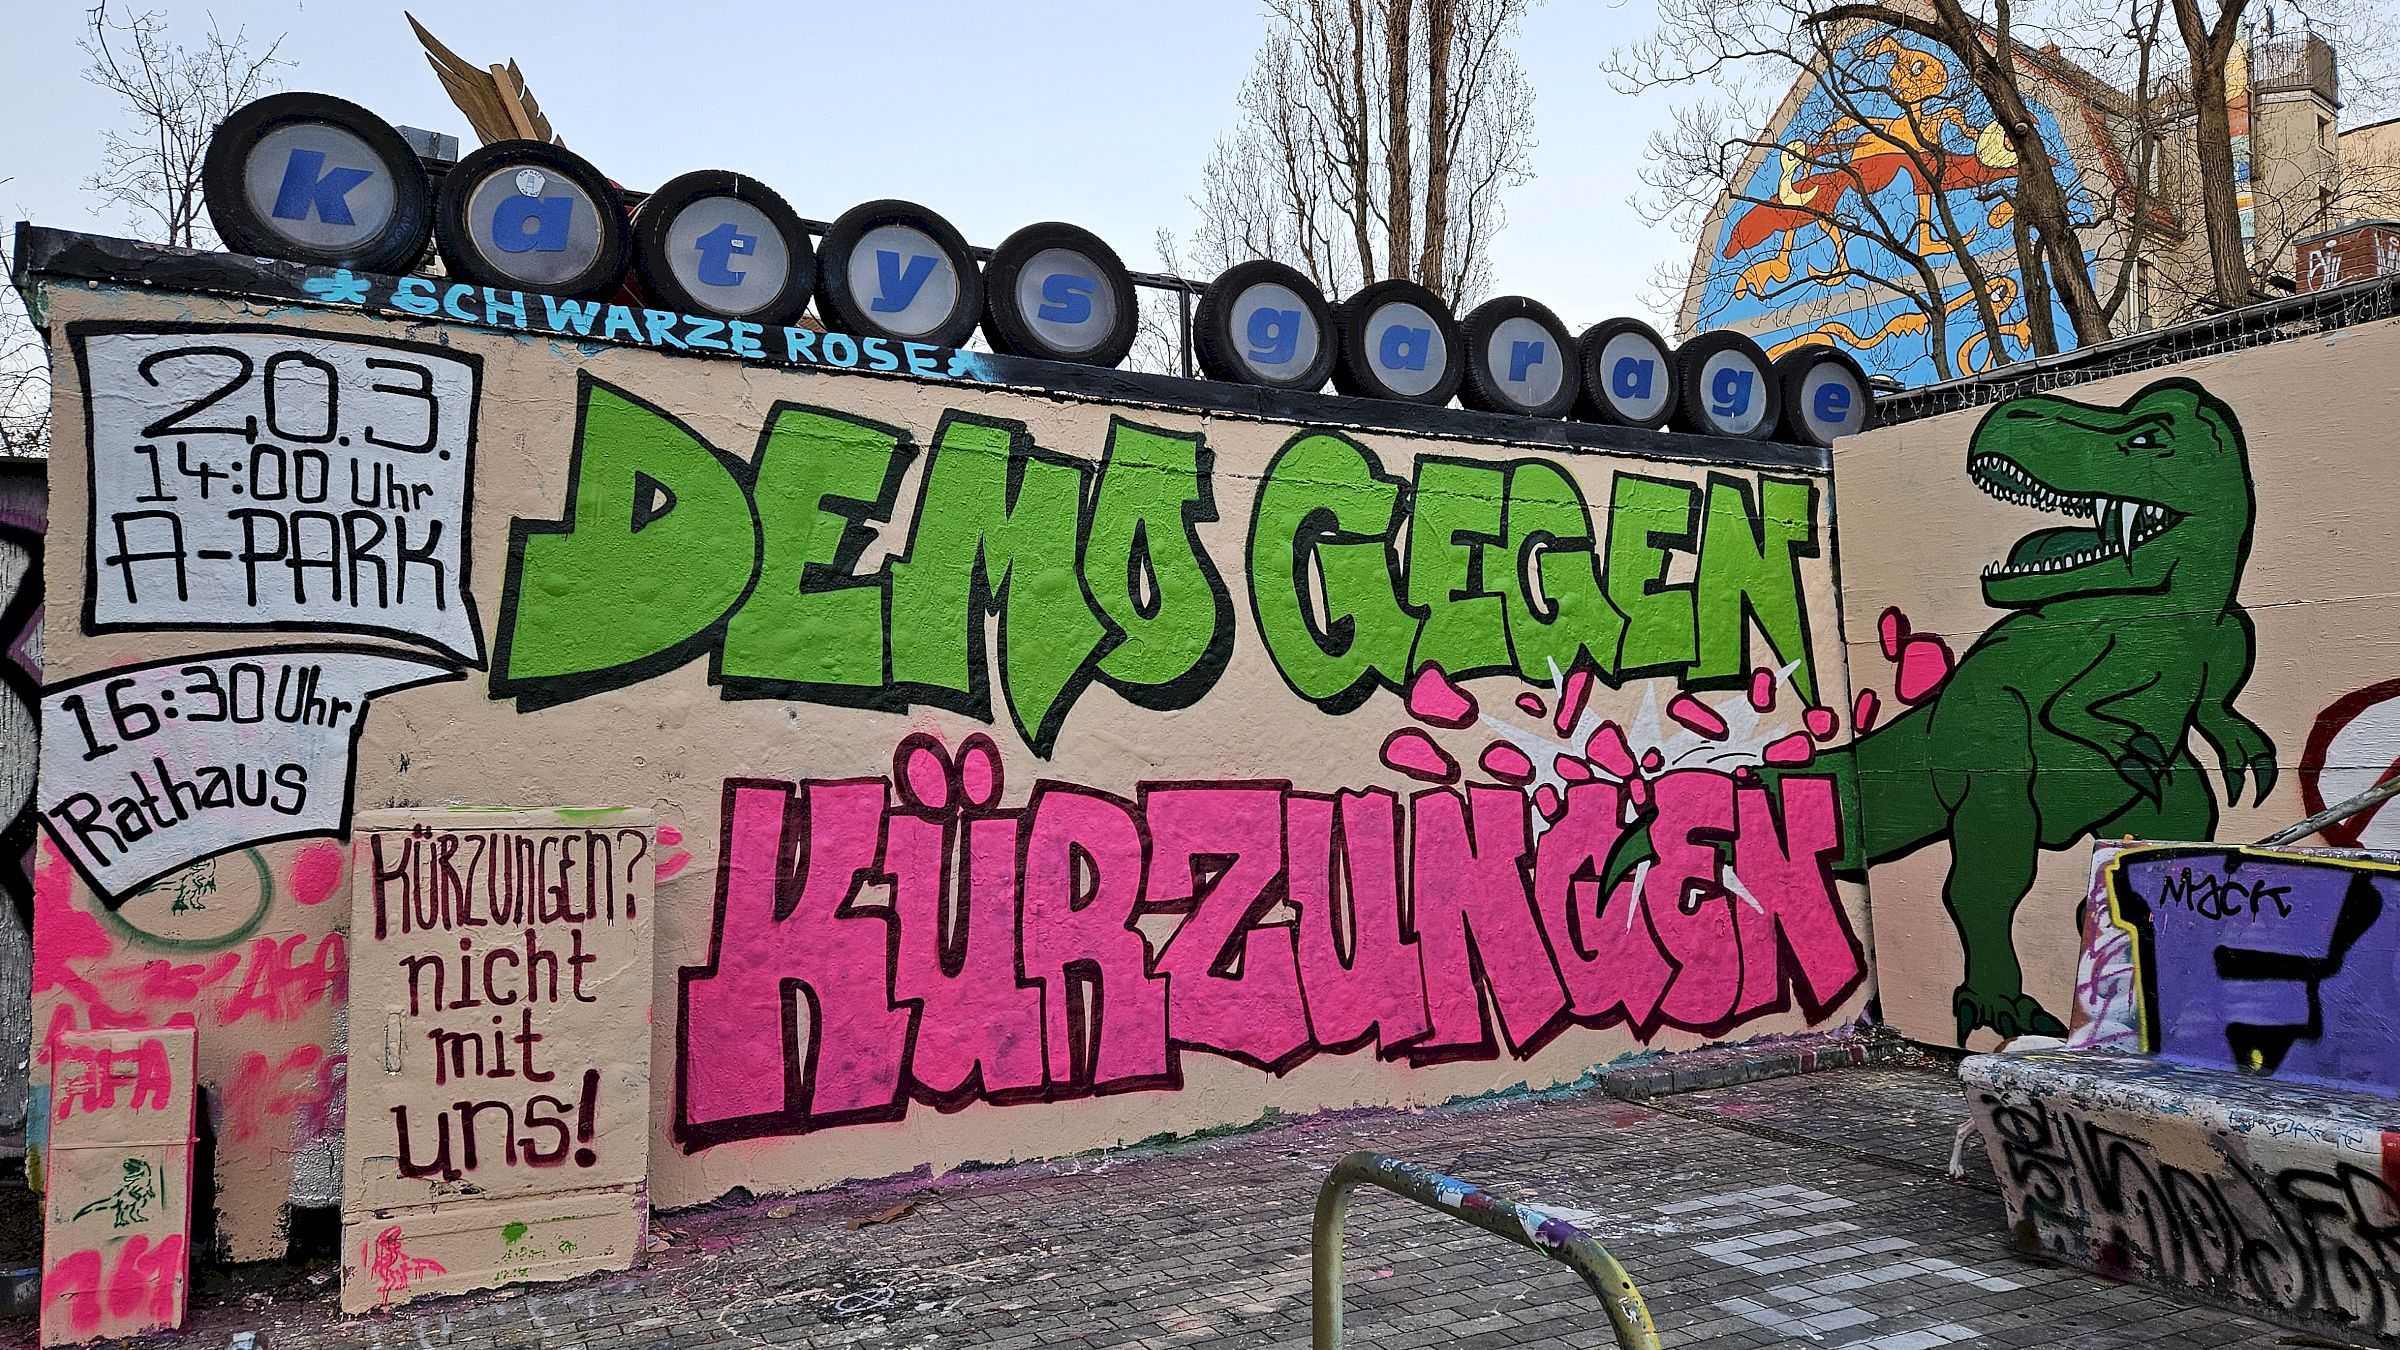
[{"left": 1311, "top": 1151, "right": 1660, "bottom": 1350}]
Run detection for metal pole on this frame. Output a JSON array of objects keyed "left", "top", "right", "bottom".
[
  {"left": 1176, "top": 284, "right": 1195, "bottom": 380},
  {"left": 1310, "top": 1151, "right": 1660, "bottom": 1350},
  {"left": 2256, "top": 771, "right": 2400, "bottom": 848}
]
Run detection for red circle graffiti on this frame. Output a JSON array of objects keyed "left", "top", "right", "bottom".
[{"left": 2298, "top": 676, "right": 2400, "bottom": 848}]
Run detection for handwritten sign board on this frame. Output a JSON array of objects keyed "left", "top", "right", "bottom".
[
  {"left": 38, "top": 646, "right": 459, "bottom": 900},
  {"left": 340, "top": 807, "right": 654, "bottom": 1313},
  {"left": 75, "top": 325, "right": 483, "bottom": 662},
  {"left": 41, "top": 1026, "right": 197, "bottom": 1346}
]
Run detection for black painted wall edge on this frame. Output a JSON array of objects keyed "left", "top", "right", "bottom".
[
  {"left": 11, "top": 223, "right": 1830, "bottom": 476},
  {"left": 1871, "top": 269, "right": 2400, "bottom": 426}
]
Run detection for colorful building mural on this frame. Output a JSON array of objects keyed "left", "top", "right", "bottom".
[{"left": 1681, "top": 27, "right": 2096, "bottom": 384}]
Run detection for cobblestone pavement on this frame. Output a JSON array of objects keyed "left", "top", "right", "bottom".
[{"left": 147, "top": 1066, "right": 2327, "bottom": 1350}]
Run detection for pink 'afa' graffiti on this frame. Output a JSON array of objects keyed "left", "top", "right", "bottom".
[{"left": 675, "top": 733, "right": 1864, "bottom": 1148}]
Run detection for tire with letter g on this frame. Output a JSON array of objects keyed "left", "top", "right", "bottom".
[
  {"left": 1671, "top": 330, "right": 1781, "bottom": 440},
  {"left": 1192, "top": 260, "right": 1338, "bottom": 392}
]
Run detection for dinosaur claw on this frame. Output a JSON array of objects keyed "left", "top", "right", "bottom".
[
  {"left": 2223, "top": 763, "right": 2246, "bottom": 807},
  {"left": 1954, "top": 985, "right": 2066, "bottom": 1044},
  {"left": 2118, "top": 731, "right": 2169, "bottom": 804},
  {"left": 2249, "top": 755, "right": 2278, "bottom": 806}
]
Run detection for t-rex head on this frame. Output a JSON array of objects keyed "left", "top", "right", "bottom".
[{"left": 1965, "top": 378, "right": 2253, "bottom": 610}]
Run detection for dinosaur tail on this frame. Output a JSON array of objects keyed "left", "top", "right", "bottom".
[{"left": 1594, "top": 741, "right": 1871, "bottom": 894}]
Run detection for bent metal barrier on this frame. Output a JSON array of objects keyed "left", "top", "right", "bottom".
[{"left": 1311, "top": 1151, "right": 1660, "bottom": 1350}]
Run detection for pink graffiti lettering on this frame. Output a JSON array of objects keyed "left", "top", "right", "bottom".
[
  {"left": 217, "top": 933, "right": 347, "bottom": 1023},
  {"left": 224, "top": 1045, "right": 345, "bottom": 1145},
  {"left": 674, "top": 736, "right": 1866, "bottom": 1149},
  {"left": 52, "top": 1034, "right": 176, "bottom": 1121},
  {"left": 43, "top": 1235, "right": 186, "bottom": 1336}
]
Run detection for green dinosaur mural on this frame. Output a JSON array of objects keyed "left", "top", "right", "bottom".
[
  {"left": 1601, "top": 377, "right": 2274, "bottom": 1042},
  {"left": 1845, "top": 377, "right": 2274, "bottom": 1041}
]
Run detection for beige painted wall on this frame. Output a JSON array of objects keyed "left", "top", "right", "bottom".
[
  {"left": 33, "top": 284, "right": 1872, "bottom": 1257},
  {"left": 1836, "top": 317, "right": 2400, "bottom": 1048}
]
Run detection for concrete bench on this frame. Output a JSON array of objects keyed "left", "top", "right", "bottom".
[{"left": 1960, "top": 840, "right": 2400, "bottom": 1346}]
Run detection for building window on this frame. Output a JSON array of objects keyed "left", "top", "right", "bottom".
[
  {"left": 2321, "top": 115, "right": 2334, "bottom": 150},
  {"left": 2136, "top": 260, "right": 2153, "bottom": 328},
  {"left": 2322, "top": 185, "right": 2335, "bottom": 220}
]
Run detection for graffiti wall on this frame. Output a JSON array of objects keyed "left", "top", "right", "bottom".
[
  {"left": 1836, "top": 320, "right": 2400, "bottom": 1048},
  {"left": 2, "top": 460, "right": 42, "bottom": 1148},
  {"left": 1680, "top": 27, "right": 2093, "bottom": 384},
  {"left": 28, "top": 278, "right": 1869, "bottom": 1244},
  {"left": 2078, "top": 842, "right": 2400, "bottom": 1095}
]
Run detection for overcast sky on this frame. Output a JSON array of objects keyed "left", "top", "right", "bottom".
[{"left": 3, "top": 1, "right": 1688, "bottom": 331}]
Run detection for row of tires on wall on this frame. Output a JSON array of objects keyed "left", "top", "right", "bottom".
[{"left": 201, "top": 92, "right": 1872, "bottom": 447}]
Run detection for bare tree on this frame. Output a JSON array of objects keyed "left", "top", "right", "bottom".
[
  {"left": 81, "top": 2, "right": 286, "bottom": 249},
  {"left": 0, "top": 233, "right": 48, "bottom": 460},
  {"left": 1624, "top": 0, "right": 2173, "bottom": 379},
  {"left": 1185, "top": 0, "right": 1538, "bottom": 304},
  {"left": 2167, "top": 0, "right": 2255, "bottom": 306},
  {"left": 1613, "top": 0, "right": 2206, "bottom": 354}
]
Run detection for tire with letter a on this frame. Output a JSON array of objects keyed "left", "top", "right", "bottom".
[
  {"left": 1332, "top": 278, "right": 1463, "bottom": 406},
  {"left": 434, "top": 139, "right": 631, "bottom": 300},
  {"left": 1574, "top": 318, "right": 1678, "bottom": 429}
]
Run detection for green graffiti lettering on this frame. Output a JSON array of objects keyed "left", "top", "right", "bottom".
[
  {"left": 1248, "top": 433, "right": 1417, "bottom": 712},
  {"left": 719, "top": 405, "right": 910, "bottom": 694},
  {"left": 889, "top": 417, "right": 1105, "bottom": 752},
  {"left": 494, "top": 379, "right": 1827, "bottom": 750},
  {"left": 1499, "top": 461, "right": 1625, "bottom": 683},
  {"left": 495, "top": 378, "right": 758, "bottom": 699},
  {"left": 1693, "top": 475, "right": 1820, "bottom": 700},
  {"left": 1405, "top": 458, "right": 1512, "bottom": 680},
  {"left": 1085, "top": 420, "right": 1234, "bottom": 706},
  {"left": 1604, "top": 475, "right": 1700, "bottom": 676}
]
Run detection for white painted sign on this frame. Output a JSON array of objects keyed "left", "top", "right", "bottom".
[
  {"left": 78, "top": 327, "right": 483, "bottom": 662},
  {"left": 38, "top": 646, "right": 458, "bottom": 900}
]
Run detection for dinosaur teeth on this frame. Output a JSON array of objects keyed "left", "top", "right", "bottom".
[{"left": 2116, "top": 501, "right": 2139, "bottom": 556}]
